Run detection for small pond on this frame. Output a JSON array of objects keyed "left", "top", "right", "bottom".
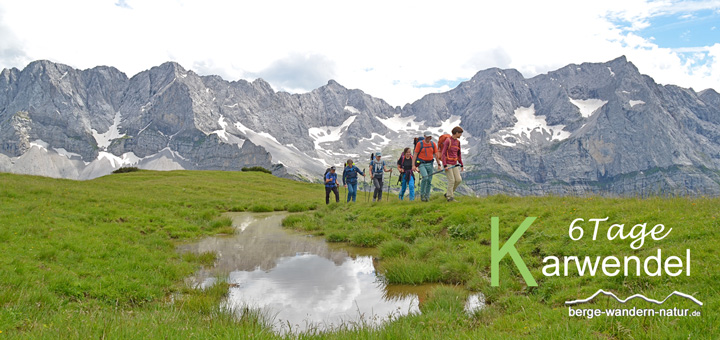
[{"left": 178, "top": 212, "right": 483, "bottom": 334}]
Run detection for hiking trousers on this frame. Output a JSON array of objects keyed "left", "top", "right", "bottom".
[
  {"left": 346, "top": 182, "right": 358, "bottom": 202},
  {"left": 445, "top": 166, "right": 462, "bottom": 199},
  {"left": 325, "top": 186, "right": 339, "bottom": 204},
  {"left": 372, "top": 176, "right": 383, "bottom": 201},
  {"left": 399, "top": 174, "right": 415, "bottom": 201},
  {"left": 418, "top": 162, "right": 434, "bottom": 200}
]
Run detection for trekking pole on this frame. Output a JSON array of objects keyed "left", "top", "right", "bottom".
[
  {"left": 426, "top": 164, "right": 461, "bottom": 178},
  {"left": 364, "top": 174, "right": 368, "bottom": 203},
  {"left": 415, "top": 168, "right": 420, "bottom": 198},
  {"left": 386, "top": 169, "right": 392, "bottom": 202}
]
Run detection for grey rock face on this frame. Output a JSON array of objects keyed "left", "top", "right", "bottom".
[
  {"left": 408, "top": 56, "right": 720, "bottom": 196},
  {"left": 1, "top": 57, "right": 719, "bottom": 196},
  {"left": 0, "top": 60, "right": 279, "bottom": 179}
]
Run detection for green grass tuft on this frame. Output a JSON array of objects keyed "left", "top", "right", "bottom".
[
  {"left": 241, "top": 166, "right": 272, "bottom": 174},
  {"left": 249, "top": 204, "right": 274, "bottom": 212},
  {"left": 112, "top": 166, "right": 140, "bottom": 174},
  {"left": 379, "top": 239, "right": 411, "bottom": 258},
  {"left": 349, "top": 229, "right": 387, "bottom": 247}
]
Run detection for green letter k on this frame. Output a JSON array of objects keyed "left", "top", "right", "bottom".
[{"left": 491, "top": 217, "right": 537, "bottom": 287}]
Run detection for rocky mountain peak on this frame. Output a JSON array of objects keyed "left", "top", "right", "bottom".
[
  {"left": 325, "top": 79, "right": 344, "bottom": 88},
  {"left": 470, "top": 67, "right": 516, "bottom": 82},
  {"left": 156, "top": 61, "right": 187, "bottom": 73},
  {"left": 250, "top": 78, "right": 275, "bottom": 93},
  {"left": 699, "top": 88, "right": 720, "bottom": 106},
  {"left": 2, "top": 57, "right": 720, "bottom": 197}
]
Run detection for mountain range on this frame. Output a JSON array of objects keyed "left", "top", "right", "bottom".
[{"left": 1, "top": 56, "right": 719, "bottom": 196}]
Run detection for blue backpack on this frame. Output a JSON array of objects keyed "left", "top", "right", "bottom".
[
  {"left": 323, "top": 168, "right": 336, "bottom": 186},
  {"left": 370, "top": 159, "right": 385, "bottom": 176},
  {"left": 344, "top": 166, "right": 360, "bottom": 182}
]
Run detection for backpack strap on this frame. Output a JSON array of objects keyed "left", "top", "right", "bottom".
[{"left": 417, "top": 141, "right": 436, "bottom": 160}]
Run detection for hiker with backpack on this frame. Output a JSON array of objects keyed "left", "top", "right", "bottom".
[
  {"left": 324, "top": 166, "right": 340, "bottom": 204},
  {"left": 343, "top": 159, "right": 365, "bottom": 203},
  {"left": 441, "top": 126, "right": 465, "bottom": 202},
  {"left": 369, "top": 152, "right": 391, "bottom": 202},
  {"left": 412, "top": 131, "right": 442, "bottom": 202},
  {"left": 397, "top": 147, "right": 416, "bottom": 201}
]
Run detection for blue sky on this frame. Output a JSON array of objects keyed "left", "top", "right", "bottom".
[
  {"left": 641, "top": 10, "right": 718, "bottom": 48},
  {"left": 0, "top": 0, "right": 718, "bottom": 105},
  {"left": 605, "top": 1, "right": 720, "bottom": 88},
  {"left": 613, "top": 9, "right": 719, "bottom": 48}
]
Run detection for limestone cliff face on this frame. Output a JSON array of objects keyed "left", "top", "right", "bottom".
[
  {"left": 404, "top": 56, "right": 720, "bottom": 196},
  {"left": 0, "top": 61, "right": 280, "bottom": 179},
  {"left": 1, "top": 57, "right": 719, "bottom": 196}
]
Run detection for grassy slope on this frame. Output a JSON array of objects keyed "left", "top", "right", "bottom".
[
  {"left": 0, "top": 170, "right": 318, "bottom": 339},
  {"left": 1, "top": 170, "right": 718, "bottom": 339}
]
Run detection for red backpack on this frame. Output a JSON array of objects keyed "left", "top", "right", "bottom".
[{"left": 438, "top": 134, "right": 451, "bottom": 154}]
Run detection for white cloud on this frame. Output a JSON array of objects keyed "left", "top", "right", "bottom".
[
  {"left": 250, "top": 53, "right": 336, "bottom": 93},
  {"left": 114, "top": 0, "right": 131, "bottom": 9},
  {"left": 0, "top": 7, "right": 30, "bottom": 68},
  {"left": 0, "top": 0, "right": 717, "bottom": 106}
]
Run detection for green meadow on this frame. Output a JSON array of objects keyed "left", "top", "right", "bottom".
[{"left": 1, "top": 170, "right": 718, "bottom": 339}]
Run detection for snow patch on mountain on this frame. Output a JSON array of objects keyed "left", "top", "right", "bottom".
[
  {"left": 489, "top": 105, "right": 570, "bottom": 147},
  {"left": 209, "top": 116, "right": 245, "bottom": 147},
  {"left": 427, "top": 116, "right": 462, "bottom": 136},
  {"left": 257, "top": 132, "right": 282, "bottom": 145},
  {"left": 377, "top": 114, "right": 424, "bottom": 132},
  {"left": 344, "top": 106, "right": 360, "bottom": 114},
  {"left": 30, "top": 139, "right": 49, "bottom": 151},
  {"left": 308, "top": 115, "right": 357, "bottom": 150},
  {"left": 236, "top": 121, "right": 325, "bottom": 176},
  {"left": 569, "top": 98, "right": 608, "bottom": 118},
  {"left": 91, "top": 112, "right": 125, "bottom": 149},
  {"left": 97, "top": 151, "right": 142, "bottom": 168},
  {"left": 359, "top": 133, "right": 391, "bottom": 147},
  {"left": 212, "top": 117, "right": 229, "bottom": 141},
  {"left": 630, "top": 100, "right": 645, "bottom": 107}
]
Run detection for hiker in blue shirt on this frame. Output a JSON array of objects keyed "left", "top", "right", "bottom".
[
  {"left": 343, "top": 159, "right": 365, "bottom": 202},
  {"left": 324, "top": 166, "right": 339, "bottom": 204},
  {"left": 369, "top": 152, "right": 391, "bottom": 202}
]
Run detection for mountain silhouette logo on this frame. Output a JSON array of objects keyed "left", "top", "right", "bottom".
[{"left": 565, "top": 289, "right": 703, "bottom": 306}]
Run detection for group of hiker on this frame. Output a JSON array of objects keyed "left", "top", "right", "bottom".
[{"left": 324, "top": 126, "right": 465, "bottom": 204}]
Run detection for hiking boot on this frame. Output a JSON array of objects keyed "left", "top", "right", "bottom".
[{"left": 372, "top": 198, "right": 376, "bottom": 202}]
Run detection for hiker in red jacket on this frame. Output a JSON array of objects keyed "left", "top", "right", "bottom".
[{"left": 441, "top": 126, "right": 464, "bottom": 202}]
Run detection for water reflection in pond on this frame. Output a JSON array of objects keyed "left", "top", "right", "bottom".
[{"left": 178, "top": 212, "right": 420, "bottom": 334}]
